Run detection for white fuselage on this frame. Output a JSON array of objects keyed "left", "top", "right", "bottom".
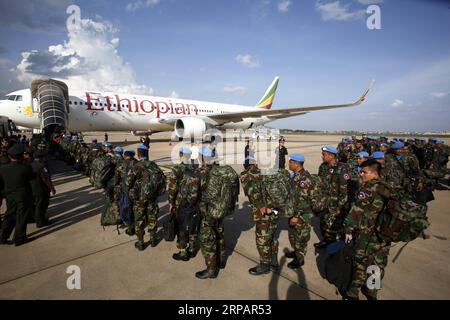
[{"left": 0, "top": 88, "right": 271, "bottom": 133}]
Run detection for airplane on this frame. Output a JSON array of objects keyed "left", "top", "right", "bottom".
[{"left": 0, "top": 77, "right": 373, "bottom": 137}]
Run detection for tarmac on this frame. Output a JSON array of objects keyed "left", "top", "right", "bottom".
[{"left": 0, "top": 132, "right": 449, "bottom": 300}]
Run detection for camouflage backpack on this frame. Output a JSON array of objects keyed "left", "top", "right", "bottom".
[
  {"left": 90, "top": 156, "right": 115, "bottom": 189},
  {"left": 261, "top": 169, "right": 296, "bottom": 218},
  {"left": 377, "top": 198, "right": 429, "bottom": 243},
  {"left": 204, "top": 165, "right": 240, "bottom": 219},
  {"left": 309, "top": 174, "right": 327, "bottom": 213},
  {"left": 140, "top": 161, "right": 167, "bottom": 201},
  {"left": 178, "top": 165, "right": 201, "bottom": 207}
]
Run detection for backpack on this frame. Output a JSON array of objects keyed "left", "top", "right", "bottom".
[
  {"left": 324, "top": 241, "right": 354, "bottom": 296},
  {"left": 377, "top": 198, "right": 429, "bottom": 243},
  {"left": 261, "top": 169, "right": 296, "bottom": 218},
  {"left": 204, "top": 165, "right": 240, "bottom": 219},
  {"left": 163, "top": 214, "right": 177, "bottom": 242},
  {"left": 100, "top": 196, "right": 122, "bottom": 227},
  {"left": 140, "top": 162, "right": 166, "bottom": 201},
  {"left": 91, "top": 157, "right": 115, "bottom": 189},
  {"left": 119, "top": 190, "right": 133, "bottom": 224}
]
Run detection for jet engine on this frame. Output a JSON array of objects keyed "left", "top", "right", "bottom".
[{"left": 174, "top": 117, "right": 207, "bottom": 138}]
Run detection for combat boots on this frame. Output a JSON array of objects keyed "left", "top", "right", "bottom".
[
  {"left": 287, "top": 258, "right": 305, "bottom": 269},
  {"left": 134, "top": 233, "right": 146, "bottom": 251},
  {"left": 173, "top": 249, "right": 190, "bottom": 261},
  {"left": 361, "top": 286, "right": 378, "bottom": 301},
  {"left": 249, "top": 264, "right": 270, "bottom": 276},
  {"left": 314, "top": 241, "right": 328, "bottom": 249},
  {"left": 195, "top": 267, "right": 219, "bottom": 279},
  {"left": 148, "top": 230, "right": 157, "bottom": 247},
  {"left": 284, "top": 250, "right": 296, "bottom": 259},
  {"left": 125, "top": 227, "right": 135, "bottom": 236}
]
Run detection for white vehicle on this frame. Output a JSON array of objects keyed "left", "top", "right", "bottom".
[{"left": 0, "top": 77, "right": 373, "bottom": 137}]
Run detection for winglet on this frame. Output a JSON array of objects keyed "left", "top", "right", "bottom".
[
  {"left": 356, "top": 79, "right": 375, "bottom": 105},
  {"left": 256, "top": 76, "right": 279, "bottom": 109}
]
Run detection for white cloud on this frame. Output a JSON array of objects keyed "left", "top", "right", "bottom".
[
  {"left": 391, "top": 99, "right": 404, "bottom": 107},
  {"left": 278, "top": 0, "right": 292, "bottom": 13},
  {"left": 357, "top": 0, "right": 383, "bottom": 4},
  {"left": 170, "top": 91, "right": 179, "bottom": 98},
  {"left": 224, "top": 86, "right": 247, "bottom": 96},
  {"left": 126, "top": 0, "right": 160, "bottom": 12},
  {"left": 15, "top": 15, "right": 153, "bottom": 95},
  {"left": 235, "top": 54, "right": 260, "bottom": 68},
  {"left": 315, "top": 1, "right": 365, "bottom": 21},
  {"left": 430, "top": 92, "right": 448, "bottom": 98}
]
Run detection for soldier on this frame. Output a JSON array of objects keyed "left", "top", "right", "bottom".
[
  {"left": 241, "top": 156, "right": 278, "bottom": 275},
  {"left": 126, "top": 145, "right": 165, "bottom": 251},
  {"left": 398, "top": 142, "right": 424, "bottom": 197},
  {"left": 195, "top": 147, "right": 238, "bottom": 279},
  {"left": 114, "top": 149, "right": 137, "bottom": 235},
  {"left": 169, "top": 147, "right": 201, "bottom": 261},
  {"left": 113, "top": 146, "right": 124, "bottom": 163},
  {"left": 0, "top": 144, "right": 35, "bottom": 246},
  {"left": 30, "top": 150, "right": 56, "bottom": 228},
  {"left": 315, "top": 145, "right": 350, "bottom": 248},
  {"left": 343, "top": 159, "right": 393, "bottom": 300},
  {"left": 285, "top": 154, "right": 313, "bottom": 269}
]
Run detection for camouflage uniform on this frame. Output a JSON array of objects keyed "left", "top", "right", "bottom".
[
  {"left": 241, "top": 165, "right": 279, "bottom": 266},
  {"left": 199, "top": 163, "right": 226, "bottom": 270},
  {"left": 398, "top": 151, "right": 424, "bottom": 197},
  {"left": 114, "top": 156, "right": 137, "bottom": 230},
  {"left": 289, "top": 169, "right": 313, "bottom": 261},
  {"left": 126, "top": 159, "right": 161, "bottom": 244},
  {"left": 318, "top": 161, "right": 350, "bottom": 243},
  {"left": 168, "top": 162, "right": 201, "bottom": 257},
  {"left": 343, "top": 179, "right": 393, "bottom": 300}
]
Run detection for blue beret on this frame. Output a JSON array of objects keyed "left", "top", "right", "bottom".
[
  {"left": 372, "top": 151, "right": 385, "bottom": 159},
  {"left": 114, "top": 146, "right": 123, "bottom": 153},
  {"left": 199, "top": 146, "right": 212, "bottom": 157},
  {"left": 393, "top": 138, "right": 398, "bottom": 141},
  {"left": 356, "top": 151, "right": 369, "bottom": 158},
  {"left": 429, "top": 137, "right": 437, "bottom": 142},
  {"left": 391, "top": 141, "right": 405, "bottom": 150},
  {"left": 124, "top": 149, "right": 135, "bottom": 155},
  {"left": 102, "top": 141, "right": 112, "bottom": 147},
  {"left": 137, "top": 145, "right": 148, "bottom": 151},
  {"left": 289, "top": 153, "right": 305, "bottom": 163},
  {"left": 179, "top": 146, "right": 192, "bottom": 155},
  {"left": 322, "top": 145, "right": 337, "bottom": 155}
]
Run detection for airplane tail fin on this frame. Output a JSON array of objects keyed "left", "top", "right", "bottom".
[{"left": 256, "top": 76, "right": 279, "bottom": 109}]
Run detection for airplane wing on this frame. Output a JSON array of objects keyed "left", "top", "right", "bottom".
[{"left": 208, "top": 80, "right": 374, "bottom": 123}]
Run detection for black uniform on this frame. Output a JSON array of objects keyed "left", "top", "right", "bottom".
[
  {"left": 0, "top": 160, "right": 35, "bottom": 245},
  {"left": 30, "top": 159, "right": 52, "bottom": 227}
]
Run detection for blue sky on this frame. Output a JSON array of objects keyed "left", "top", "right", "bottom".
[{"left": 0, "top": 0, "right": 449, "bottom": 132}]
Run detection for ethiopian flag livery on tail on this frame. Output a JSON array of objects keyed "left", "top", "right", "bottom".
[{"left": 256, "top": 76, "right": 279, "bottom": 109}]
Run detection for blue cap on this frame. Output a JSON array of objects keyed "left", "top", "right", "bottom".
[
  {"left": 379, "top": 143, "right": 387, "bottom": 147},
  {"left": 356, "top": 151, "right": 369, "bottom": 158},
  {"left": 102, "top": 141, "right": 112, "bottom": 147},
  {"left": 124, "top": 149, "right": 135, "bottom": 155},
  {"left": 429, "top": 137, "right": 438, "bottom": 142},
  {"left": 114, "top": 146, "right": 123, "bottom": 153},
  {"left": 199, "top": 146, "right": 212, "bottom": 157},
  {"left": 407, "top": 138, "right": 415, "bottom": 142},
  {"left": 137, "top": 145, "right": 148, "bottom": 151},
  {"left": 393, "top": 138, "right": 398, "bottom": 141},
  {"left": 321, "top": 145, "right": 338, "bottom": 154},
  {"left": 399, "top": 138, "right": 405, "bottom": 143},
  {"left": 436, "top": 139, "right": 444, "bottom": 144},
  {"left": 372, "top": 151, "right": 385, "bottom": 159},
  {"left": 289, "top": 153, "right": 305, "bottom": 163},
  {"left": 179, "top": 146, "right": 192, "bottom": 155},
  {"left": 391, "top": 141, "right": 404, "bottom": 150}
]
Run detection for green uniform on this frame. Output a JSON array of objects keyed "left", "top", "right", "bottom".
[
  {"left": 241, "top": 165, "right": 279, "bottom": 266},
  {"left": 168, "top": 162, "right": 201, "bottom": 256},
  {"left": 344, "top": 179, "right": 393, "bottom": 300},
  {"left": 30, "top": 159, "right": 52, "bottom": 227},
  {"left": 289, "top": 169, "right": 313, "bottom": 261},
  {"left": 126, "top": 158, "right": 161, "bottom": 243},
  {"left": 199, "top": 163, "right": 226, "bottom": 269},
  {"left": 318, "top": 161, "right": 350, "bottom": 243}
]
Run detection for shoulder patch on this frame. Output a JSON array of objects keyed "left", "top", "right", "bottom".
[
  {"left": 299, "top": 181, "right": 308, "bottom": 189},
  {"left": 329, "top": 168, "right": 334, "bottom": 174},
  {"left": 343, "top": 173, "right": 350, "bottom": 180},
  {"left": 358, "top": 191, "right": 367, "bottom": 200}
]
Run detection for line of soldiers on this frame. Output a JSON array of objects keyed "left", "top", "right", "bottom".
[
  {"left": 0, "top": 134, "right": 55, "bottom": 246},
  {"left": 56, "top": 134, "right": 449, "bottom": 299}
]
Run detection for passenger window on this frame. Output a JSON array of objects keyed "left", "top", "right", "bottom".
[
  {"left": 74, "top": 101, "right": 77, "bottom": 105},
  {"left": 16, "top": 95, "right": 22, "bottom": 101}
]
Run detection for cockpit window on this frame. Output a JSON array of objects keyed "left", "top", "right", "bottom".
[
  {"left": 8, "top": 95, "right": 16, "bottom": 101},
  {"left": 15, "top": 95, "right": 22, "bottom": 101}
]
